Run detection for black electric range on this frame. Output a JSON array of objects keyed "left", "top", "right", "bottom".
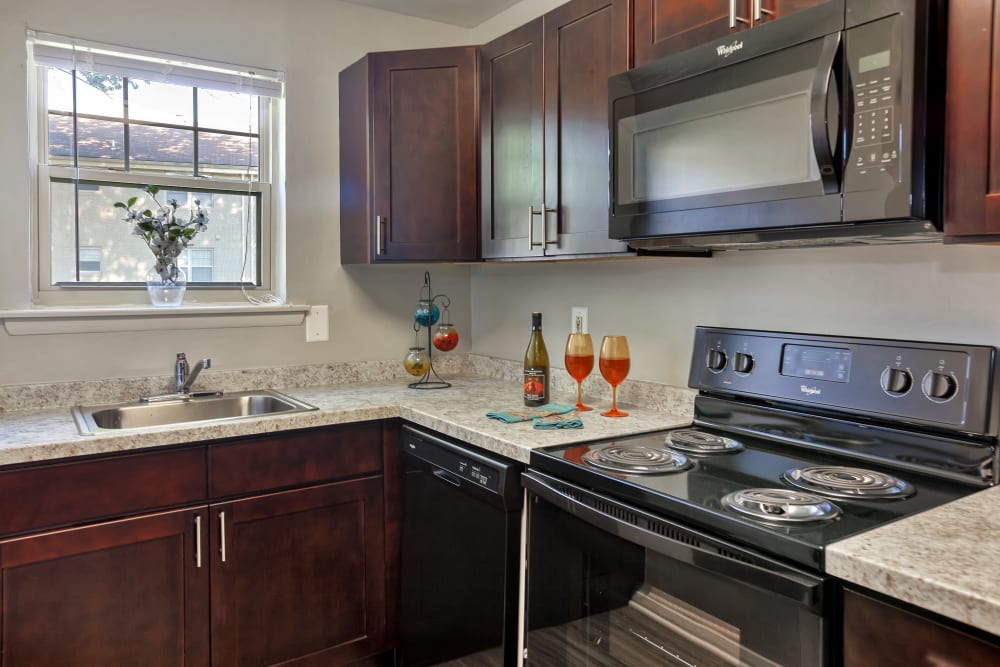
[{"left": 529, "top": 327, "right": 998, "bottom": 571}]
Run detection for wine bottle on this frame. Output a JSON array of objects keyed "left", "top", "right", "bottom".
[{"left": 523, "top": 312, "right": 550, "bottom": 407}]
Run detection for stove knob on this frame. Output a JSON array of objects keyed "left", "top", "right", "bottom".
[
  {"left": 733, "top": 352, "right": 754, "bottom": 374},
  {"left": 707, "top": 349, "right": 728, "bottom": 373},
  {"left": 880, "top": 366, "right": 912, "bottom": 396},
  {"left": 922, "top": 371, "right": 958, "bottom": 402}
]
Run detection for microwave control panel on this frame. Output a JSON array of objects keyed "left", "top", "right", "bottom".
[{"left": 846, "top": 14, "right": 903, "bottom": 186}]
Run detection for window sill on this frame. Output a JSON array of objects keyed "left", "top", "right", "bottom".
[{"left": 1, "top": 303, "right": 310, "bottom": 335}]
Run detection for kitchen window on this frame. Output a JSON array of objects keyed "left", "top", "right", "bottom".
[{"left": 27, "top": 31, "right": 284, "bottom": 301}]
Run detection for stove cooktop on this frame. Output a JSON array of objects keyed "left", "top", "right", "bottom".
[{"left": 530, "top": 426, "right": 980, "bottom": 570}]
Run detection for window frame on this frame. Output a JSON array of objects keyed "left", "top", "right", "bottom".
[{"left": 28, "top": 55, "right": 283, "bottom": 307}]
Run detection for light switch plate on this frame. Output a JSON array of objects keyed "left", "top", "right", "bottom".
[
  {"left": 571, "top": 306, "right": 589, "bottom": 334},
  {"left": 305, "top": 305, "right": 329, "bottom": 342}
]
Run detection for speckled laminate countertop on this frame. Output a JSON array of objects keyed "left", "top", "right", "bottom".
[
  {"left": 0, "top": 375, "right": 690, "bottom": 466},
  {"left": 826, "top": 486, "right": 1000, "bottom": 636}
]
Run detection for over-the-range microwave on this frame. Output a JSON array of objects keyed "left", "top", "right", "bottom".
[{"left": 608, "top": 0, "right": 945, "bottom": 252}]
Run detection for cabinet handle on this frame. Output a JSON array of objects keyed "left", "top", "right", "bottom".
[
  {"left": 542, "top": 207, "right": 559, "bottom": 248},
  {"left": 194, "top": 515, "right": 203, "bottom": 569},
  {"left": 219, "top": 511, "right": 227, "bottom": 563},
  {"left": 528, "top": 206, "right": 545, "bottom": 251},
  {"left": 754, "top": 0, "right": 774, "bottom": 22},
  {"left": 730, "top": 0, "right": 750, "bottom": 27},
  {"left": 375, "top": 215, "right": 386, "bottom": 256}
]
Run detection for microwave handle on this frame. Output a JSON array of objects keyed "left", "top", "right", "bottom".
[{"left": 810, "top": 33, "right": 842, "bottom": 195}]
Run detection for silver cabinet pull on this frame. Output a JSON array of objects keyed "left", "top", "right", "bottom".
[
  {"left": 753, "top": 0, "right": 773, "bottom": 21},
  {"left": 375, "top": 215, "right": 386, "bottom": 256},
  {"left": 194, "top": 515, "right": 203, "bottom": 569},
  {"left": 542, "top": 207, "right": 559, "bottom": 248},
  {"left": 730, "top": 0, "right": 750, "bottom": 27},
  {"left": 528, "top": 206, "right": 545, "bottom": 251},
  {"left": 219, "top": 511, "right": 227, "bottom": 563}
]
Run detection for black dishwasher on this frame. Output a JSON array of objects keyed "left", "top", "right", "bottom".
[{"left": 399, "top": 424, "right": 523, "bottom": 667}]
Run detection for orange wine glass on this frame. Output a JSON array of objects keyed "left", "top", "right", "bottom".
[
  {"left": 564, "top": 333, "right": 594, "bottom": 411},
  {"left": 599, "top": 335, "right": 630, "bottom": 418}
]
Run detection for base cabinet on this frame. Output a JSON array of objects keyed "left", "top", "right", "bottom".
[
  {"left": 0, "top": 421, "right": 398, "bottom": 667},
  {"left": 844, "top": 589, "right": 1000, "bottom": 666},
  {"left": 211, "top": 479, "right": 387, "bottom": 667},
  {"left": 1, "top": 507, "right": 210, "bottom": 667}
]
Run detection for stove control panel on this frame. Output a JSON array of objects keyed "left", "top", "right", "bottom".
[{"left": 689, "top": 327, "right": 997, "bottom": 435}]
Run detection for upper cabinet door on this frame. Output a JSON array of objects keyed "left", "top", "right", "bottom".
[
  {"left": 634, "top": 0, "right": 751, "bottom": 67},
  {"left": 544, "top": 0, "right": 631, "bottom": 256},
  {"left": 371, "top": 48, "right": 479, "bottom": 261},
  {"left": 944, "top": 0, "right": 1000, "bottom": 240},
  {"left": 481, "top": 19, "right": 546, "bottom": 259},
  {"left": 339, "top": 47, "right": 478, "bottom": 264}
]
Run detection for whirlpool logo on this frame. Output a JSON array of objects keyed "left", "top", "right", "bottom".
[
  {"left": 800, "top": 385, "right": 822, "bottom": 396},
  {"left": 717, "top": 41, "right": 744, "bottom": 58}
]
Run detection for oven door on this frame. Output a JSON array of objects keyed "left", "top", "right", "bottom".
[
  {"left": 609, "top": 28, "right": 844, "bottom": 243},
  {"left": 523, "top": 471, "right": 837, "bottom": 667}
]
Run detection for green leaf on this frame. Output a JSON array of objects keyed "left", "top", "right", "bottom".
[
  {"left": 142, "top": 210, "right": 153, "bottom": 217},
  {"left": 113, "top": 202, "right": 127, "bottom": 209},
  {"left": 183, "top": 228, "right": 196, "bottom": 238},
  {"left": 146, "top": 185, "right": 160, "bottom": 195},
  {"left": 127, "top": 196, "right": 138, "bottom": 207},
  {"left": 138, "top": 221, "right": 155, "bottom": 232}
]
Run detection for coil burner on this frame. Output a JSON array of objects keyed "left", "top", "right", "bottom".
[
  {"left": 722, "top": 488, "right": 842, "bottom": 524},
  {"left": 667, "top": 429, "right": 744, "bottom": 454},
  {"left": 783, "top": 466, "right": 915, "bottom": 500},
  {"left": 582, "top": 443, "right": 692, "bottom": 475}
]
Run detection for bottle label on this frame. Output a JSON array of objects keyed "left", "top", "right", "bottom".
[{"left": 524, "top": 370, "right": 547, "bottom": 402}]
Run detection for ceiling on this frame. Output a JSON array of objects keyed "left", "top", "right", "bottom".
[{"left": 340, "top": 0, "right": 522, "bottom": 27}]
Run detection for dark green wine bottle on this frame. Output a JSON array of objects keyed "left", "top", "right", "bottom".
[{"left": 523, "top": 312, "right": 549, "bottom": 407}]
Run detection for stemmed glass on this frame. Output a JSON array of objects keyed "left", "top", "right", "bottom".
[
  {"left": 599, "top": 335, "right": 630, "bottom": 418},
  {"left": 564, "top": 333, "right": 594, "bottom": 411}
]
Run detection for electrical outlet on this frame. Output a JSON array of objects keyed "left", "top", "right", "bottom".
[
  {"left": 571, "top": 306, "right": 589, "bottom": 334},
  {"left": 305, "top": 305, "right": 329, "bottom": 342}
]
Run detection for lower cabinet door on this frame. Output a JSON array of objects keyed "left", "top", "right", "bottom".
[
  {"left": 210, "top": 477, "right": 387, "bottom": 667},
  {"left": 0, "top": 506, "right": 210, "bottom": 667}
]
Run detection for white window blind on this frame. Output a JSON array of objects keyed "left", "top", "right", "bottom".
[{"left": 27, "top": 30, "right": 285, "bottom": 98}]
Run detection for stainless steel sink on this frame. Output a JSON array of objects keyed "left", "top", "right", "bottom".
[{"left": 72, "top": 390, "right": 318, "bottom": 435}]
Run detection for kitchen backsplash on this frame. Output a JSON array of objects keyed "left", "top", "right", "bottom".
[{"left": 0, "top": 353, "right": 695, "bottom": 416}]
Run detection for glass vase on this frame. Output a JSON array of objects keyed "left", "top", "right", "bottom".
[{"left": 146, "top": 266, "right": 187, "bottom": 308}]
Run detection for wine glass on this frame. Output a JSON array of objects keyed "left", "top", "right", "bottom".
[
  {"left": 599, "top": 335, "right": 630, "bottom": 418},
  {"left": 564, "top": 333, "right": 594, "bottom": 411}
]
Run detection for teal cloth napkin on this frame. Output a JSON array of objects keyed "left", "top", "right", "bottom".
[
  {"left": 533, "top": 411, "right": 583, "bottom": 430},
  {"left": 485, "top": 403, "right": 576, "bottom": 424}
]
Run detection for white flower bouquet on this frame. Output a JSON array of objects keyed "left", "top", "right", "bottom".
[{"left": 114, "top": 185, "right": 209, "bottom": 283}]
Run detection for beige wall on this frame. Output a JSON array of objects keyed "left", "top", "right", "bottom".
[
  {"left": 4, "top": 0, "right": 1000, "bottom": 391},
  {"left": 0, "top": 0, "right": 475, "bottom": 385},
  {"left": 469, "top": 244, "right": 1000, "bottom": 387}
]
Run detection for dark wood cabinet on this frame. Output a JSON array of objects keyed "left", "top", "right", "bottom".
[
  {"left": 481, "top": 0, "right": 630, "bottom": 259},
  {"left": 1, "top": 507, "right": 210, "bottom": 667},
  {"left": 340, "top": 48, "right": 479, "bottom": 263},
  {"left": 844, "top": 589, "right": 1000, "bottom": 666},
  {"left": 211, "top": 478, "right": 387, "bottom": 666},
  {"left": 944, "top": 0, "right": 1000, "bottom": 241},
  {"left": 633, "top": 0, "right": 829, "bottom": 66},
  {"left": 0, "top": 421, "right": 400, "bottom": 667}
]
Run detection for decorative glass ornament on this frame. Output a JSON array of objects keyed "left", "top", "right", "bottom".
[
  {"left": 404, "top": 347, "right": 430, "bottom": 376},
  {"left": 414, "top": 300, "right": 440, "bottom": 327},
  {"left": 433, "top": 322, "right": 459, "bottom": 352}
]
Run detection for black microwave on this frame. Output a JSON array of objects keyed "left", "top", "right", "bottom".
[{"left": 608, "top": 0, "right": 945, "bottom": 251}]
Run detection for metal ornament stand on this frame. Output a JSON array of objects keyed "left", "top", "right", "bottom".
[{"left": 409, "top": 272, "right": 451, "bottom": 390}]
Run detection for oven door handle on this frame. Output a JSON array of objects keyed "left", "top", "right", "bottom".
[
  {"left": 522, "top": 471, "right": 824, "bottom": 609},
  {"left": 810, "top": 32, "right": 842, "bottom": 195}
]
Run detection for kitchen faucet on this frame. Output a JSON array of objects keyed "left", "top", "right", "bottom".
[{"left": 175, "top": 352, "right": 211, "bottom": 393}]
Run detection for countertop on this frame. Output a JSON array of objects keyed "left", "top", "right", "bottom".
[
  {"left": 827, "top": 485, "right": 1000, "bottom": 637},
  {"left": 0, "top": 375, "right": 690, "bottom": 466},
  {"left": 3, "top": 372, "right": 1000, "bottom": 638}
]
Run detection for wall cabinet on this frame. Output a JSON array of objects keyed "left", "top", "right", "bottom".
[
  {"left": 944, "top": 0, "right": 1000, "bottom": 241},
  {"left": 480, "top": 0, "right": 631, "bottom": 259},
  {"left": 633, "top": 0, "right": 829, "bottom": 67},
  {"left": 340, "top": 48, "right": 479, "bottom": 263},
  {"left": 0, "top": 421, "right": 399, "bottom": 667},
  {"left": 844, "top": 589, "right": 1000, "bottom": 666}
]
